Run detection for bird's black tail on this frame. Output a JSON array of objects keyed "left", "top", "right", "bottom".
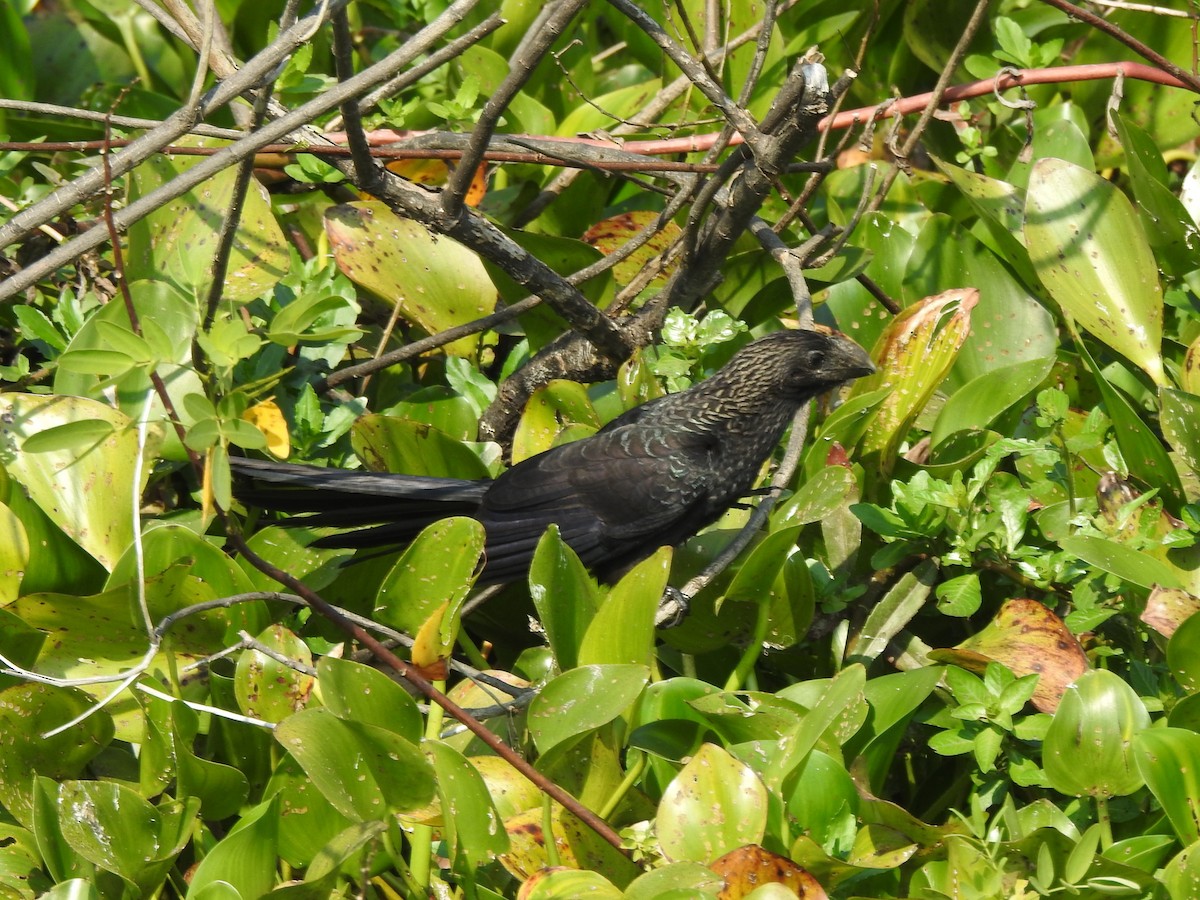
[{"left": 231, "top": 457, "right": 489, "bottom": 549}]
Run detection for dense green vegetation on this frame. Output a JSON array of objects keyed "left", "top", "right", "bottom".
[{"left": 2, "top": 0, "right": 1200, "bottom": 896}]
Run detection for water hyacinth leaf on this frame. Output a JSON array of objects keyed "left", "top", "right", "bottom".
[
  {"left": 657, "top": 742, "right": 767, "bottom": 864},
  {"left": 0, "top": 685, "right": 113, "bottom": 828},
  {"left": 126, "top": 136, "right": 289, "bottom": 303},
  {"left": 275, "top": 708, "right": 435, "bottom": 820},
  {"left": 1143, "top": 587, "right": 1200, "bottom": 639},
  {"left": 375, "top": 516, "right": 485, "bottom": 636},
  {"left": 709, "top": 845, "right": 827, "bottom": 899},
  {"left": 578, "top": 548, "right": 668, "bottom": 668},
  {"left": 622, "top": 862, "right": 725, "bottom": 899},
  {"left": 234, "top": 625, "right": 315, "bottom": 724},
  {"left": 1166, "top": 611, "right": 1200, "bottom": 693},
  {"left": 930, "top": 599, "right": 1088, "bottom": 713},
  {"left": 1024, "top": 157, "right": 1166, "bottom": 386},
  {"left": 184, "top": 796, "right": 278, "bottom": 900},
  {"left": 425, "top": 742, "right": 510, "bottom": 867},
  {"left": 352, "top": 414, "right": 492, "bottom": 480},
  {"left": 57, "top": 781, "right": 195, "bottom": 894},
  {"left": 1134, "top": 728, "right": 1200, "bottom": 845},
  {"left": 528, "top": 526, "right": 603, "bottom": 672},
  {"left": 325, "top": 201, "right": 497, "bottom": 357},
  {"left": 0, "top": 394, "right": 153, "bottom": 570},
  {"left": 930, "top": 356, "right": 1054, "bottom": 448},
  {"left": 316, "top": 656, "right": 422, "bottom": 741},
  {"left": 1160, "top": 388, "right": 1200, "bottom": 479},
  {"left": 0, "top": 503, "right": 28, "bottom": 604},
  {"left": 528, "top": 664, "right": 650, "bottom": 753},
  {"left": 1112, "top": 113, "right": 1200, "bottom": 275},
  {"left": 518, "top": 868, "right": 622, "bottom": 900},
  {"left": 1044, "top": 669, "right": 1149, "bottom": 798},
  {"left": 513, "top": 379, "right": 601, "bottom": 464},
  {"left": 582, "top": 210, "right": 681, "bottom": 290},
  {"left": 848, "top": 289, "right": 977, "bottom": 481}
]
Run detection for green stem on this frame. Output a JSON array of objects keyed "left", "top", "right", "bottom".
[
  {"left": 1096, "top": 795, "right": 1113, "bottom": 850},
  {"left": 724, "top": 600, "right": 771, "bottom": 692},
  {"left": 598, "top": 750, "right": 645, "bottom": 820},
  {"left": 410, "top": 679, "right": 448, "bottom": 889}
]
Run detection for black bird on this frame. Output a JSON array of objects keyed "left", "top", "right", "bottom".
[{"left": 234, "top": 329, "right": 874, "bottom": 583}]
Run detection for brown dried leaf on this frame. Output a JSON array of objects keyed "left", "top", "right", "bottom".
[
  {"left": 709, "top": 845, "right": 828, "bottom": 900},
  {"left": 933, "top": 598, "right": 1089, "bottom": 713}
]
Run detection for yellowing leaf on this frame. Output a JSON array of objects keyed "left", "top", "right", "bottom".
[
  {"left": 849, "top": 288, "right": 977, "bottom": 481},
  {"left": 242, "top": 398, "right": 290, "bottom": 458}
]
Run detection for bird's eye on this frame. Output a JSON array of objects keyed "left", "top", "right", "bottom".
[{"left": 805, "top": 350, "right": 826, "bottom": 369}]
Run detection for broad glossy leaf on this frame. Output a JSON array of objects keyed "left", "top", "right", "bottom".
[
  {"left": 1060, "top": 535, "right": 1184, "bottom": 591},
  {"left": 931, "top": 356, "right": 1053, "bottom": 447},
  {"left": 1135, "top": 727, "right": 1200, "bottom": 845},
  {"left": 275, "top": 708, "right": 435, "bottom": 820},
  {"left": 0, "top": 503, "right": 27, "bottom": 604},
  {"left": 582, "top": 210, "right": 682, "bottom": 290},
  {"left": 528, "top": 526, "right": 602, "bottom": 672},
  {"left": 1167, "top": 612, "right": 1200, "bottom": 692},
  {"left": 316, "top": 656, "right": 422, "bottom": 741},
  {"left": 1160, "top": 388, "right": 1200, "bottom": 480},
  {"left": 325, "top": 201, "right": 496, "bottom": 356},
  {"left": 1024, "top": 157, "right": 1165, "bottom": 385},
  {"left": 657, "top": 743, "right": 767, "bottom": 864},
  {"left": 127, "top": 137, "right": 289, "bottom": 303},
  {"left": 184, "top": 796, "right": 278, "bottom": 900},
  {"left": 426, "top": 742, "right": 509, "bottom": 867},
  {"left": 352, "top": 413, "right": 491, "bottom": 479},
  {"left": 263, "top": 754, "right": 353, "bottom": 868},
  {"left": 849, "top": 289, "right": 976, "bottom": 481},
  {"left": 375, "top": 516, "right": 485, "bottom": 637},
  {"left": 578, "top": 548, "right": 668, "bottom": 667},
  {"left": 0, "top": 685, "right": 112, "bottom": 828},
  {"left": 58, "top": 782, "right": 194, "bottom": 894},
  {"left": 622, "top": 862, "right": 724, "bottom": 900},
  {"left": 0, "top": 394, "right": 152, "bottom": 569},
  {"left": 528, "top": 664, "right": 649, "bottom": 753},
  {"left": 512, "top": 380, "right": 600, "bottom": 464},
  {"left": 234, "top": 625, "right": 315, "bottom": 723},
  {"left": 1044, "top": 669, "right": 1149, "bottom": 798},
  {"left": 519, "top": 868, "right": 621, "bottom": 900}
]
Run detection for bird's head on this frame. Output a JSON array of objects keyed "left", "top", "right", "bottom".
[{"left": 721, "top": 329, "right": 876, "bottom": 402}]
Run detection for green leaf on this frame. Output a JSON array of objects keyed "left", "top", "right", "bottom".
[
  {"left": 316, "top": 656, "right": 423, "bottom": 741},
  {"left": 325, "top": 202, "right": 497, "bottom": 356},
  {"left": 528, "top": 526, "right": 602, "bottom": 672},
  {"left": 275, "top": 708, "right": 436, "bottom": 820},
  {"left": 126, "top": 136, "right": 290, "bottom": 303},
  {"left": 0, "top": 684, "right": 113, "bottom": 828},
  {"left": 425, "top": 743, "right": 510, "bottom": 867},
  {"left": 528, "top": 665, "right": 650, "bottom": 753},
  {"left": 184, "top": 796, "right": 278, "bottom": 900},
  {"left": 352, "top": 414, "right": 491, "bottom": 479},
  {"left": 656, "top": 743, "right": 767, "bottom": 864},
  {"left": 0, "top": 394, "right": 155, "bottom": 570},
  {"left": 375, "top": 516, "right": 485, "bottom": 636},
  {"left": 1134, "top": 727, "right": 1200, "bottom": 845},
  {"left": 234, "top": 625, "right": 315, "bottom": 723},
  {"left": 1059, "top": 535, "right": 1184, "bottom": 590},
  {"left": 578, "top": 548, "right": 668, "bottom": 667},
  {"left": 931, "top": 356, "right": 1053, "bottom": 447},
  {"left": 1044, "top": 669, "right": 1149, "bottom": 798},
  {"left": 55, "top": 348, "right": 138, "bottom": 377},
  {"left": 19, "top": 419, "right": 116, "bottom": 453},
  {"left": 1166, "top": 611, "right": 1200, "bottom": 693},
  {"left": 1024, "top": 156, "right": 1165, "bottom": 386}
]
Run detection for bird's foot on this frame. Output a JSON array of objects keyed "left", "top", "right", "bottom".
[{"left": 655, "top": 588, "right": 691, "bottom": 629}]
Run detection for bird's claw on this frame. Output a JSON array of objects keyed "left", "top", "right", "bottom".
[{"left": 655, "top": 587, "right": 691, "bottom": 628}]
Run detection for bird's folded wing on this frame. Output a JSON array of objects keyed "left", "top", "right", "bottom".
[{"left": 479, "top": 424, "right": 717, "bottom": 577}]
